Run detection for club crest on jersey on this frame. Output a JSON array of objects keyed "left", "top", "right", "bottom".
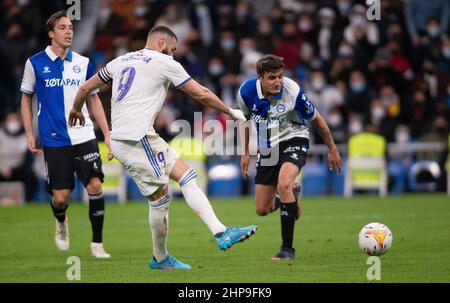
[
  {"left": 276, "top": 104, "right": 285, "bottom": 113},
  {"left": 73, "top": 65, "right": 81, "bottom": 73}
]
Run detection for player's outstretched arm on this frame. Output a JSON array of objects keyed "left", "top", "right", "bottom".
[
  {"left": 86, "top": 93, "right": 114, "bottom": 160},
  {"left": 20, "top": 92, "right": 42, "bottom": 155},
  {"left": 310, "top": 111, "right": 342, "bottom": 174},
  {"left": 69, "top": 74, "right": 105, "bottom": 127},
  {"left": 178, "top": 79, "right": 246, "bottom": 122},
  {"left": 239, "top": 116, "right": 252, "bottom": 178}
]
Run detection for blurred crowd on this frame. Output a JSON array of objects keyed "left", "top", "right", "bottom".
[{"left": 0, "top": 0, "right": 449, "bottom": 199}]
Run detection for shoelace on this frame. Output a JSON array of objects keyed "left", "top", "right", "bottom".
[{"left": 56, "top": 223, "right": 67, "bottom": 239}]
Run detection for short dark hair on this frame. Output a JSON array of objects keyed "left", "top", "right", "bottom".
[
  {"left": 46, "top": 10, "right": 68, "bottom": 33},
  {"left": 148, "top": 25, "right": 178, "bottom": 41},
  {"left": 256, "top": 54, "right": 285, "bottom": 76}
]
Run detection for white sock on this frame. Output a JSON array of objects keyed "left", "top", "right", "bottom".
[
  {"left": 179, "top": 169, "right": 226, "bottom": 236},
  {"left": 148, "top": 195, "right": 170, "bottom": 262}
]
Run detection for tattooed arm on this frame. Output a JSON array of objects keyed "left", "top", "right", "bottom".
[{"left": 310, "top": 112, "right": 342, "bottom": 174}]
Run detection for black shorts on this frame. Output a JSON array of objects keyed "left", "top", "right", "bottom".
[
  {"left": 255, "top": 138, "right": 309, "bottom": 185},
  {"left": 43, "top": 139, "right": 104, "bottom": 192}
]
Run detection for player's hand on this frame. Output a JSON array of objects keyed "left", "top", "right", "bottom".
[
  {"left": 68, "top": 108, "right": 85, "bottom": 127},
  {"left": 104, "top": 135, "right": 115, "bottom": 161},
  {"left": 328, "top": 146, "right": 342, "bottom": 174},
  {"left": 27, "top": 136, "right": 42, "bottom": 155},
  {"left": 228, "top": 108, "right": 247, "bottom": 123},
  {"left": 240, "top": 155, "right": 250, "bottom": 179}
]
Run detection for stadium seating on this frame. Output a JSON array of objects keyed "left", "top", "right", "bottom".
[{"left": 408, "top": 160, "right": 442, "bottom": 192}]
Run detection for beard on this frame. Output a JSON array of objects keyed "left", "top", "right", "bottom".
[{"left": 162, "top": 47, "right": 169, "bottom": 55}]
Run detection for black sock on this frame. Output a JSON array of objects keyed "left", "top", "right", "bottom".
[
  {"left": 280, "top": 202, "right": 298, "bottom": 249},
  {"left": 271, "top": 195, "right": 281, "bottom": 213},
  {"left": 50, "top": 198, "right": 68, "bottom": 223},
  {"left": 273, "top": 185, "right": 300, "bottom": 214},
  {"left": 89, "top": 193, "right": 105, "bottom": 243}
]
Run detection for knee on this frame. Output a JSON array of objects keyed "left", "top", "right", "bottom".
[
  {"left": 148, "top": 185, "right": 169, "bottom": 201},
  {"left": 86, "top": 178, "right": 102, "bottom": 195},
  {"left": 277, "top": 180, "right": 293, "bottom": 197},
  {"left": 255, "top": 206, "right": 270, "bottom": 217},
  {"left": 53, "top": 192, "right": 69, "bottom": 207}
]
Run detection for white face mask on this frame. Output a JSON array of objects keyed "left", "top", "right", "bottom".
[
  {"left": 396, "top": 129, "right": 410, "bottom": 143},
  {"left": 328, "top": 114, "right": 342, "bottom": 127},
  {"left": 134, "top": 6, "right": 147, "bottom": 17},
  {"left": 372, "top": 107, "right": 385, "bottom": 122},
  {"left": 311, "top": 79, "right": 325, "bottom": 91},
  {"left": 5, "top": 121, "right": 21, "bottom": 134},
  {"left": 349, "top": 120, "right": 362, "bottom": 134}
]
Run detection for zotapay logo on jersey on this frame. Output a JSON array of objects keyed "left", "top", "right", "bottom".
[{"left": 44, "top": 78, "right": 81, "bottom": 88}]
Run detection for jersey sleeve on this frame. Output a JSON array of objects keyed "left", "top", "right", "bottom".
[
  {"left": 86, "top": 61, "right": 100, "bottom": 95},
  {"left": 20, "top": 59, "right": 36, "bottom": 95},
  {"left": 294, "top": 86, "right": 317, "bottom": 121},
  {"left": 98, "top": 58, "right": 118, "bottom": 84},
  {"left": 163, "top": 60, "right": 192, "bottom": 88},
  {"left": 236, "top": 88, "right": 250, "bottom": 115}
]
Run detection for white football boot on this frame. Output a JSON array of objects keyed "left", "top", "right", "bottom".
[
  {"left": 55, "top": 218, "right": 70, "bottom": 251},
  {"left": 90, "top": 242, "right": 111, "bottom": 258}
]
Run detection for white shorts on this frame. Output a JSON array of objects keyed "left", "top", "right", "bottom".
[{"left": 111, "top": 134, "right": 179, "bottom": 196}]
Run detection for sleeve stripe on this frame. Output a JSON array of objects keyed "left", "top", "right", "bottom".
[
  {"left": 20, "top": 88, "right": 34, "bottom": 94},
  {"left": 103, "top": 66, "right": 111, "bottom": 77},
  {"left": 98, "top": 69, "right": 111, "bottom": 83},
  {"left": 90, "top": 88, "right": 100, "bottom": 95},
  {"left": 175, "top": 77, "right": 192, "bottom": 88},
  {"left": 99, "top": 68, "right": 109, "bottom": 79}
]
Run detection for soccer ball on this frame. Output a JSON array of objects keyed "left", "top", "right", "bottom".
[{"left": 358, "top": 222, "right": 393, "bottom": 256}]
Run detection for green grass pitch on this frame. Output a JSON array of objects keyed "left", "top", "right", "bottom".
[{"left": 0, "top": 194, "right": 449, "bottom": 283}]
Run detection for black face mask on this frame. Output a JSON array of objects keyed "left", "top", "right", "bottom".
[{"left": 436, "top": 127, "right": 448, "bottom": 135}]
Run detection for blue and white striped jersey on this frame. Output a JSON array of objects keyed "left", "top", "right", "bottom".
[
  {"left": 21, "top": 46, "right": 98, "bottom": 147},
  {"left": 237, "top": 76, "right": 316, "bottom": 148}
]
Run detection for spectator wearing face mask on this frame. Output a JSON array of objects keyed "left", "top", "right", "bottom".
[
  {"left": 206, "top": 57, "right": 226, "bottom": 97},
  {"left": 404, "top": 0, "right": 449, "bottom": 48},
  {"left": 234, "top": 1, "right": 255, "bottom": 38},
  {"left": 213, "top": 30, "right": 241, "bottom": 75},
  {"left": 155, "top": 3, "right": 192, "bottom": 44},
  {"left": 369, "top": 48, "right": 406, "bottom": 94},
  {"left": 436, "top": 36, "right": 450, "bottom": 74},
  {"left": 406, "top": 90, "right": 434, "bottom": 138},
  {"left": 368, "top": 98, "right": 398, "bottom": 142},
  {"left": 0, "top": 111, "right": 38, "bottom": 202},
  {"left": 239, "top": 38, "right": 263, "bottom": 79},
  {"left": 294, "top": 42, "right": 321, "bottom": 83},
  {"left": 315, "top": 7, "right": 343, "bottom": 63},
  {"left": 254, "top": 16, "right": 279, "bottom": 54},
  {"left": 306, "top": 70, "right": 344, "bottom": 137},
  {"left": 273, "top": 22, "right": 304, "bottom": 74},
  {"left": 343, "top": 4, "right": 379, "bottom": 47},
  {"left": 334, "top": 0, "right": 352, "bottom": 29},
  {"left": 345, "top": 70, "right": 375, "bottom": 122}
]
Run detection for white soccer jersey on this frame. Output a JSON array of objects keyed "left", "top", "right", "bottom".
[
  {"left": 98, "top": 48, "right": 192, "bottom": 141},
  {"left": 20, "top": 46, "right": 98, "bottom": 147},
  {"left": 237, "top": 76, "right": 317, "bottom": 148}
]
